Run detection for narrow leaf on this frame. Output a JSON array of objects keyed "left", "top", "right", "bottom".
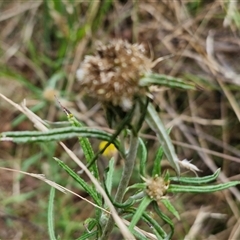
[
  {"left": 76, "top": 231, "right": 97, "bottom": 240},
  {"left": 130, "top": 229, "right": 149, "bottom": 240},
  {"left": 66, "top": 113, "right": 100, "bottom": 185},
  {"left": 67, "top": 114, "right": 95, "bottom": 163},
  {"left": 146, "top": 103, "right": 180, "bottom": 175},
  {"left": 105, "top": 158, "right": 115, "bottom": 194},
  {"left": 125, "top": 208, "right": 167, "bottom": 239},
  {"left": 54, "top": 158, "right": 101, "bottom": 205},
  {"left": 138, "top": 138, "right": 147, "bottom": 176},
  {"left": 152, "top": 146, "right": 164, "bottom": 177},
  {"left": 125, "top": 184, "right": 146, "bottom": 194},
  {"left": 170, "top": 168, "right": 221, "bottom": 184},
  {"left": 153, "top": 202, "right": 174, "bottom": 240},
  {"left": 140, "top": 73, "right": 195, "bottom": 90},
  {"left": 161, "top": 198, "right": 180, "bottom": 220},
  {"left": 129, "top": 196, "right": 152, "bottom": 231},
  {"left": 168, "top": 181, "right": 240, "bottom": 193},
  {"left": 48, "top": 187, "right": 57, "bottom": 240},
  {"left": 1, "top": 126, "right": 120, "bottom": 150}
]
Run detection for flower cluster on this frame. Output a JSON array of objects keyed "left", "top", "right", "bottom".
[
  {"left": 144, "top": 176, "right": 170, "bottom": 201},
  {"left": 76, "top": 39, "right": 152, "bottom": 111}
]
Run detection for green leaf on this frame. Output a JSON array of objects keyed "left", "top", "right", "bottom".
[
  {"left": 105, "top": 158, "right": 115, "bottom": 194},
  {"left": 1, "top": 126, "right": 120, "bottom": 150},
  {"left": 66, "top": 113, "right": 99, "bottom": 182},
  {"left": 83, "top": 218, "right": 98, "bottom": 232},
  {"left": 78, "top": 218, "right": 100, "bottom": 239},
  {"left": 129, "top": 228, "right": 149, "bottom": 240},
  {"left": 170, "top": 168, "right": 221, "bottom": 184},
  {"left": 142, "top": 212, "right": 166, "bottom": 239},
  {"left": 146, "top": 103, "right": 180, "bottom": 175},
  {"left": 125, "top": 183, "right": 146, "bottom": 193},
  {"left": 129, "top": 196, "right": 152, "bottom": 231},
  {"left": 54, "top": 158, "right": 101, "bottom": 206},
  {"left": 152, "top": 146, "right": 164, "bottom": 177},
  {"left": 183, "top": 73, "right": 218, "bottom": 90},
  {"left": 48, "top": 187, "right": 57, "bottom": 240},
  {"left": 153, "top": 202, "right": 174, "bottom": 240},
  {"left": 120, "top": 214, "right": 148, "bottom": 240},
  {"left": 164, "top": 171, "right": 171, "bottom": 183},
  {"left": 152, "top": 128, "right": 171, "bottom": 177},
  {"left": 76, "top": 231, "right": 97, "bottom": 240},
  {"left": 140, "top": 73, "right": 196, "bottom": 90},
  {"left": 161, "top": 198, "right": 180, "bottom": 220},
  {"left": 168, "top": 181, "right": 240, "bottom": 193},
  {"left": 138, "top": 138, "right": 147, "bottom": 177},
  {"left": 67, "top": 114, "right": 95, "bottom": 161},
  {"left": 125, "top": 208, "right": 167, "bottom": 239}
]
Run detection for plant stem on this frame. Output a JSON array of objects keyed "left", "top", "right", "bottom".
[
  {"left": 100, "top": 131, "right": 139, "bottom": 239},
  {"left": 115, "top": 133, "right": 139, "bottom": 202}
]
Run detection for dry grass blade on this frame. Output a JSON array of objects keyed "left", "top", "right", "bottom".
[
  {"left": 0, "top": 167, "right": 66, "bottom": 194},
  {"left": 172, "top": 140, "right": 240, "bottom": 164},
  {"left": 205, "top": 28, "right": 240, "bottom": 122},
  {"left": 216, "top": 79, "right": 240, "bottom": 122},
  {"left": 184, "top": 207, "right": 227, "bottom": 240},
  {"left": 0, "top": 167, "right": 110, "bottom": 214},
  {"left": 0, "top": 93, "right": 48, "bottom": 131},
  {"left": 0, "top": 1, "right": 42, "bottom": 22},
  {"left": 229, "top": 218, "right": 240, "bottom": 240}
]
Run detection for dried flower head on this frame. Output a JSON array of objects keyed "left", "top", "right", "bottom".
[
  {"left": 76, "top": 39, "right": 152, "bottom": 111},
  {"left": 143, "top": 176, "right": 170, "bottom": 202}
]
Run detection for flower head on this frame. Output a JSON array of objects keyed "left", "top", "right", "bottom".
[
  {"left": 77, "top": 39, "right": 152, "bottom": 111},
  {"left": 143, "top": 176, "right": 170, "bottom": 201}
]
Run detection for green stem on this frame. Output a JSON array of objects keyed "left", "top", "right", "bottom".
[
  {"left": 115, "top": 133, "right": 139, "bottom": 202},
  {"left": 100, "top": 131, "right": 139, "bottom": 239}
]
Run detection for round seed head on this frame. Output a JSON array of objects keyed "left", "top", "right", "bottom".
[{"left": 77, "top": 40, "right": 152, "bottom": 111}]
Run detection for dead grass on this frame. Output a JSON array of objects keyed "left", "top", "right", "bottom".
[{"left": 0, "top": 1, "right": 240, "bottom": 239}]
